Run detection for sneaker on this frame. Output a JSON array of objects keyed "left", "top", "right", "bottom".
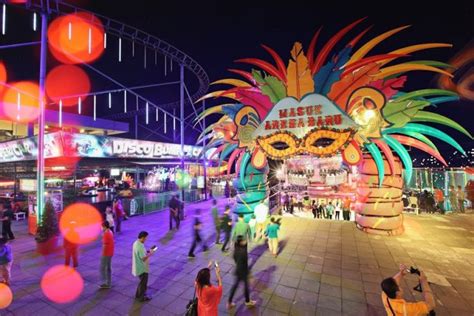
[
  {"left": 245, "top": 300, "right": 257, "bottom": 307},
  {"left": 226, "top": 302, "right": 236, "bottom": 310}
]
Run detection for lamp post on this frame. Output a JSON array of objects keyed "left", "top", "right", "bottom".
[{"left": 36, "top": 11, "right": 48, "bottom": 225}]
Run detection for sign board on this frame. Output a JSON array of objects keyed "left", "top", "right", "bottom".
[
  {"left": 110, "top": 169, "right": 120, "bottom": 176},
  {"left": 20, "top": 179, "right": 37, "bottom": 191}
]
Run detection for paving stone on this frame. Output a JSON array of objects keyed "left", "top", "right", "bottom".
[{"left": 317, "top": 294, "right": 342, "bottom": 312}]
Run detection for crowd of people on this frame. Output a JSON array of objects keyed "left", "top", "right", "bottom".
[
  {"left": 281, "top": 192, "right": 352, "bottom": 221},
  {"left": 404, "top": 185, "right": 468, "bottom": 214}
]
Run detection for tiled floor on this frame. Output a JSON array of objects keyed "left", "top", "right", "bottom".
[{"left": 2, "top": 198, "right": 474, "bottom": 315}]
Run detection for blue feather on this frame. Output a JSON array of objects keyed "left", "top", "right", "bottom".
[
  {"left": 314, "top": 47, "right": 352, "bottom": 95},
  {"left": 221, "top": 104, "right": 244, "bottom": 120}
]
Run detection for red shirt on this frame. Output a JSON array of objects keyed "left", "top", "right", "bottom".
[
  {"left": 102, "top": 230, "right": 114, "bottom": 257},
  {"left": 196, "top": 284, "right": 222, "bottom": 316}
]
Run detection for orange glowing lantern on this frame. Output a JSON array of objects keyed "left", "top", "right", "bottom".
[
  {"left": 0, "top": 283, "right": 13, "bottom": 308},
  {"left": 48, "top": 12, "right": 105, "bottom": 64},
  {"left": 0, "top": 62, "right": 7, "bottom": 95},
  {"left": 46, "top": 65, "right": 90, "bottom": 106},
  {"left": 41, "top": 265, "right": 84, "bottom": 304},
  {"left": 2, "top": 81, "right": 43, "bottom": 123},
  {"left": 59, "top": 203, "right": 102, "bottom": 245}
]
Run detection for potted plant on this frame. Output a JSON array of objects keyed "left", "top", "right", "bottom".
[{"left": 35, "top": 199, "right": 60, "bottom": 255}]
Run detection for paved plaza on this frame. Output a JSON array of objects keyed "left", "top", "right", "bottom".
[{"left": 2, "top": 198, "right": 474, "bottom": 316}]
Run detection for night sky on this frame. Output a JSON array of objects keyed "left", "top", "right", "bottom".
[{"left": 1, "top": 0, "right": 473, "bottom": 165}]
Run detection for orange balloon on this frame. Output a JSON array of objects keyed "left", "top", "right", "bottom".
[
  {"left": 2, "top": 81, "right": 43, "bottom": 123},
  {"left": 0, "top": 283, "right": 13, "bottom": 308},
  {"left": 41, "top": 265, "right": 84, "bottom": 304},
  {"left": 48, "top": 12, "right": 105, "bottom": 64},
  {"left": 60, "top": 203, "right": 102, "bottom": 245},
  {"left": 46, "top": 65, "right": 90, "bottom": 106}
]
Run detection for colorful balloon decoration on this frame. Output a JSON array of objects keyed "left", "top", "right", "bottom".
[
  {"left": 197, "top": 19, "right": 471, "bottom": 233},
  {"left": 175, "top": 169, "right": 192, "bottom": 189}
]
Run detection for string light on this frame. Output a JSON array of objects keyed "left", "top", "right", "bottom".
[
  {"left": 118, "top": 38, "right": 122, "bottom": 62},
  {"left": 93, "top": 95, "right": 96, "bottom": 121},
  {"left": 59, "top": 100, "right": 63, "bottom": 127},
  {"left": 103, "top": 32, "right": 107, "bottom": 49},
  {"left": 164, "top": 113, "right": 167, "bottom": 133},
  {"left": 68, "top": 22, "right": 72, "bottom": 40},
  {"left": 78, "top": 97, "right": 81, "bottom": 114},
  {"left": 146, "top": 102, "right": 149, "bottom": 124},
  {"left": 173, "top": 114, "right": 176, "bottom": 130},
  {"left": 108, "top": 93, "right": 112, "bottom": 109},
  {"left": 132, "top": 41, "right": 135, "bottom": 57},
  {"left": 33, "top": 12, "right": 37, "bottom": 31},
  {"left": 88, "top": 28, "right": 92, "bottom": 54},
  {"left": 123, "top": 90, "right": 127, "bottom": 113},
  {"left": 144, "top": 47, "right": 147, "bottom": 69},
  {"left": 2, "top": 4, "right": 6, "bottom": 35},
  {"left": 170, "top": 59, "right": 173, "bottom": 72},
  {"left": 156, "top": 107, "right": 158, "bottom": 121},
  {"left": 16, "top": 92, "right": 20, "bottom": 121},
  {"left": 154, "top": 50, "right": 157, "bottom": 65},
  {"left": 164, "top": 56, "right": 167, "bottom": 76}
]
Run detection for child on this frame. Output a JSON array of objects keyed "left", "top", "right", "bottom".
[
  {"left": 105, "top": 206, "right": 115, "bottom": 233},
  {"left": 248, "top": 215, "right": 257, "bottom": 239},
  {"left": 0, "top": 238, "right": 13, "bottom": 286},
  {"left": 265, "top": 218, "right": 280, "bottom": 257}
]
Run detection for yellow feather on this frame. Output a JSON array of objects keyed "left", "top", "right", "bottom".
[
  {"left": 196, "top": 90, "right": 237, "bottom": 103},
  {"left": 211, "top": 78, "right": 252, "bottom": 88},
  {"left": 379, "top": 43, "right": 453, "bottom": 66},
  {"left": 374, "top": 63, "right": 454, "bottom": 80},
  {"left": 286, "top": 42, "right": 314, "bottom": 99},
  {"left": 348, "top": 25, "right": 411, "bottom": 64}
]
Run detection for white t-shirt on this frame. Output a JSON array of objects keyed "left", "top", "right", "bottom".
[{"left": 254, "top": 203, "right": 268, "bottom": 223}]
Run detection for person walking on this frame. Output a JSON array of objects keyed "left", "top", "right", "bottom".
[
  {"left": 132, "top": 231, "right": 155, "bottom": 302},
  {"left": 448, "top": 185, "right": 458, "bottom": 212},
  {"left": 113, "top": 199, "right": 125, "bottom": 233},
  {"left": 105, "top": 206, "right": 115, "bottom": 233},
  {"left": 289, "top": 195, "right": 295, "bottom": 214},
  {"left": 434, "top": 187, "right": 445, "bottom": 213},
  {"left": 311, "top": 200, "right": 317, "bottom": 218},
  {"left": 325, "top": 201, "right": 335, "bottom": 220},
  {"left": 0, "top": 238, "right": 13, "bottom": 286},
  {"left": 99, "top": 221, "right": 114, "bottom": 289},
  {"left": 232, "top": 214, "right": 252, "bottom": 244},
  {"left": 195, "top": 263, "right": 223, "bottom": 316},
  {"left": 211, "top": 199, "right": 221, "bottom": 244},
  {"left": 284, "top": 192, "right": 290, "bottom": 212},
  {"left": 254, "top": 201, "right": 268, "bottom": 240},
  {"left": 64, "top": 224, "right": 79, "bottom": 268},
  {"left": 457, "top": 185, "right": 466, "bottom": 213},
  {"left": 1, "top": 204, "right": 15, "bottom": 240},
  {"left": 188, "top": 209, "right": 208, "bottom": 258},
  {"left": 342, "top": 197, "right": 351, "bottom": 221},
  {"left": 227, "top": 235, "right": 256, "bottom": 310},
  {"left": 168, "top": 194, "right": 181, "bottom": 230},
  {"left": 334, "top": 202, "right": 341, "bottom": 220},
  {"left": 248, "top": 215, "right": 257, "bottom": 239},
  {"left": 220, "top": 206, "right": 233, "bottom": 252},
  {"left": 265, "top": 217, "right": 280, "bottom": 257}
]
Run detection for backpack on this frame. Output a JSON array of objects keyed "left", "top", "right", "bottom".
[{"left": 185, "top": 289, "right": 198, "bottom": 316}]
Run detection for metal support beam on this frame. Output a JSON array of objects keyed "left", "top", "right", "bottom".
[
  {"left": 0, "top": 41, "right": 40, "bottom": 49},
  {"left": 36, "top": 11, "right": 47, "bottom": 225},
  {"left": 180, "top": 63, "right": 185, "bottom": 206},
  {"left": 202, "top": 100, "right": 208, "bottom": 200}
]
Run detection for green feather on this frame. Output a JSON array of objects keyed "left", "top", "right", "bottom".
[
  {"left": 252, "top": 69, "right": 286, "bottom": 103},
  {"left": 365, "top": 143, "right": 384, "bottom": 186},
  {"left": 383, "top": 135, "right": 413, "bottom": 183},
  {"left": 394, "top": 89, "right": 458, "bottom": 102},
  {"left": 405, "top": 60, "right": 456, "bottom": 69},
  {"left": 412, "top": 111, "right": 472, "bottom": 139},
  {"left": 382, "top": 99, "right": 431, "bottom": 127}
]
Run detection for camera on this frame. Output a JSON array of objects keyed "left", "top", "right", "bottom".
[
  {"left": 151, "top": 245, "right": 157, "bottom": 252},
  {"left": 407, "top": 266, "right": 422, "bottom": 292}
]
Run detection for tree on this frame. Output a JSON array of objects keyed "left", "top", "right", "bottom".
[{"left": 35, "top": 199, "right": 59, "bottom": 243}]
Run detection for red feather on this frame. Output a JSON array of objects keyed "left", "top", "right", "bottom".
[
  {"left": 261, "top": 44, "right": 287, "bottom": 79},
  {"left": 220, "top": 87, "right": 272, "bottom": 119},
  {"left": 227, "top": 149, "right": 243, "bottom": 176},
  {"left": 307, "top": 27, "right": 322, "bottom": 72},
  {"left": 236, "top": 58, "right": 286, "bottom": 83},
  {"left": 369, "top": 76, "right": 407, "bottom": 100},
  {"left": 390, "top": 135, "right": 448, "bottom": 166},
  {"left": 341, "top": 54, "right": 407, "bottom": 77},
  {"left": 311, "top": 17, "right": 367, "bottom": 75},
  {"left": 372, "top": 139, "right": 396, "bottom": 174},
  {"left": 228, "top": 69, "right": 256, "bottom": 85},
  {"left": 347, "top": 25, "right": 373, "bottom": 48}
]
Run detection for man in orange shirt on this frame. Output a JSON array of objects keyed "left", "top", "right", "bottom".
[
  {"left": 434, "top": 187, "right": 444, "bottom": 214},
  {"left": 381, "top": 264, "right": 435, "bottom": 315},
  {"left": 99, "top": 221, "right": 114, "bottom": 289}
]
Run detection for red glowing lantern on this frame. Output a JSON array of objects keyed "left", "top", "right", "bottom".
[
  {"left": 1, "top": 81, "right": 43, "bottom": 123},
  {"left": 0, "top": 62, "right": 7, "bottom": 95},
  {"left": 41, "top": 265, "right": 84, "bottom": 304},
  {"left": 48, "top": 12, "right": 105, "bottom": 64},
  {"left": 46, "top": 65, "right": 90, "bottom": 106},
  {"left": 59, "top": 203, "right": 102, "bottom": 245}
]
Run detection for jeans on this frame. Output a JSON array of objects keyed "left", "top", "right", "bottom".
[
  {"left": 1, "top": 222, "right": 14, "bottom": 240},
  {"left": 228, "top": 276, "right": 250, "bottom": 303},
  {"left": 115, "top": 217, "right": 122, "bottom": 233},
  {"left": 221, "top": 230, "right": 231, "bottom": 251},
  {"left": 0, "top": 261, "right": 12, "bottom": 285},
  {"left": 135, "top": 272, "right": 149, "bottom": 300},
  {"left": 215, "top": 225, "right": 221, "bottom": 243},
  {"left": 100, "top": 256, "right": 112, "bottom": 286},
  {"left": 169, "top": 212, "right": 180, "bottom": 230},
  {"left": 65, "top": 247, "right": 78, "bottom": 267},
  {"left": 189, "top": 231, "right": 207, "bottom": 255}
]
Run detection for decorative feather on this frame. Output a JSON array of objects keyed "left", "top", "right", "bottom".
[
  {"left": 286, "top": 42, "right": 315, "bottom": 99},
  {"left": 307, "top": 27, "right": 322, "bottom": 71},
  {"left": 390, "top": 135, "right": 447, "bottom": 166},
  {"left": 261, "top": 44, "right": 287, "bottom": 79},
  {"left": 220, "top": 144, "right": 238, "bottom": 163},
  {"left": 314, "top": 46, "right": 352, "bottom": 95},
  {"left": 311, "top": 17, "right": 366, "bottom": 74},
  {"left": 426, "top": 96, "right": 459, "bottom": 104},
  {"left": 394, "top": 89, "right": 458, "bottom": 102},
  {"left": 369, "top": 76, "right": 407, "bottom": 100},
  {"left": 252, "top": 69, "right": 286, "bottom": 103},
  {"left": 221, "top": 103, "right": 244, "bottom": 119},
  {"left": 383, "top": 123, "right": 466, "bottom": 155},
  {"left": 235, "top": 58, "right": 286, "bottom": 83},
  {"left": 221, "top": 87, "right": 272, "bottom": 119},
  {"left": 194, "top": 105, "right": 224, "bottom": 126},
  {"left": 383, "top": 135, "right": 413, "bottom": 183},
  {"left": 341, "top": 54, "right": 406, "bottom": 77},
  {"left": 412, "top": 111, "right": 472, "bottom": 138},
  {"left": 228, "top": 69, "right": 256, "bottom": 85},
  {"left": 227, "top": 149, "right": 243, "bottom": 176},
  {"left": 379, "top": 43, "right": 453, "bottom": 66},
  {"left": 372, "top": 139, "right": 396, "bottom": 174},
  {"left": 209, "top": 144, "right": 226, "bottom": 160},
  {"left": 347, "top": 25, "right": 411, "bottom": 64},
  {"left": 239, "top": 152, "right": 251, "bottom": 190},
  {"left": 375, "top": 63, "right": 453, "bottom": 80},
  {"left": 196, "top": 90, "right": 236, "bottom": 103},
  {"left": 347, "top": 25, "right": 373, "bottom": 47},
  {"left": 405, "top": 60, "right": 455, "bottom": 69},
  {"left": 327, "top": 62, "right": 380, "bottom": 110},
  {"left": 211, "top": 78, "right": 252, "bottom": 88},
  {"left": 382, "top": 99, "right": 430, "bottom": 127},
  {"left": 365, "top": 142, "right": 385, "bottom": 186},
  {"left": 390, "top": 130, "right": 437, "bottom": 150}
]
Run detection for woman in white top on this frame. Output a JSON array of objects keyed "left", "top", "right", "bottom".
[{"left": 105, "top": 206, "right": 115, "bottom": 232}]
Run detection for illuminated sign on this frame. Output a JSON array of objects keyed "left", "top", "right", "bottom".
[
  {"left": 110, "top": 169, "right": 120, "bottom": 176},
  {"left": 111, "top": 140, "right": 202, "bottom": 159}
]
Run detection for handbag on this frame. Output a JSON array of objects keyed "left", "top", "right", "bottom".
[{"left": 185, "top": 288, "right": 198, "bottom": 316}]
